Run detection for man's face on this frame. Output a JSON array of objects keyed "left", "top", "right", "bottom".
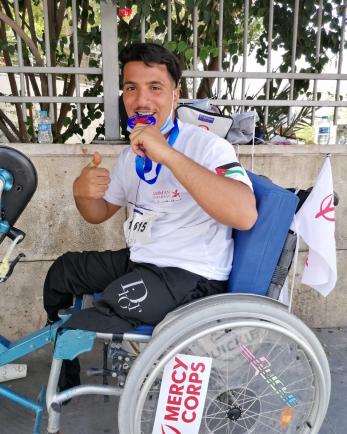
[{"left": 122, "top": 61, "right": 179, "bottom": 130}]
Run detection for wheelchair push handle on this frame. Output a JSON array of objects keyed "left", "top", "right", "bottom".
[
  {"left": 0, "top": 168, "right": 14, "bottom": 192},
  {"left": 0, "top": 227, "right": 26, "bottom": 283},
  {"left": 0, "top": 178, "right": 26, "bottom": 281}
]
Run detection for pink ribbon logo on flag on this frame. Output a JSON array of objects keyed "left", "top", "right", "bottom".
[
  {"left": 161, "top": 425, "right": 182, "bottom": 434},
  {"left": 315, "top": 194, "right": 335, "bottom": 222}
]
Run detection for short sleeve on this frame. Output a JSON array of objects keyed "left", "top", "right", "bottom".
[
  {"left": 103, "top": 149, "right": 128, "bottom": 206},
  {"left": 203, "top": 137, "right": 253, "bottom": 190}
]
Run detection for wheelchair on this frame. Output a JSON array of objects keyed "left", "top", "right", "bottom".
[{"left": 0, "top": 145, "right": 331, "bottom": 434}]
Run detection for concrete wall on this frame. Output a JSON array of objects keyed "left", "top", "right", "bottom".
[{"left": 0, "top": 143, "right": 346, "bottom": 339}]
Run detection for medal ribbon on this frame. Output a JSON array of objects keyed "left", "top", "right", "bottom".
[{"left": 135, "top": 118, "right": 179, "bottom": 184}]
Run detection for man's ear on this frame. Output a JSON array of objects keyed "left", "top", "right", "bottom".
[{"left": 173, "top": 86, "right": 180, "bottom": 107}]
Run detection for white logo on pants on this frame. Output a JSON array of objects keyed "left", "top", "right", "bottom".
[{"left": 117, "top": 279, "right": 148, "bottom": 313}]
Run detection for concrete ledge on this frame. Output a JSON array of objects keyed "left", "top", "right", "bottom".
[{"left": 1, "top": 143, "right": 346, "bottom": 338}]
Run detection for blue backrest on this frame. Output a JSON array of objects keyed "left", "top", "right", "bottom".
[{"left": 228, "top": 171, "right": 299, "bottom": 296}]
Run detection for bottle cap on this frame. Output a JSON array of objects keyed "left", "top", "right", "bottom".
[{"left": 40, "top": 110, "right": 48, "bottom": 116}]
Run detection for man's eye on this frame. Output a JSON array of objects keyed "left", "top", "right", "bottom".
[
  {"left": 151, "top": 86, "right": 161, "bottom": 91},
  {"left": 125, "top": 86, "right": 135, "bottom": 92}
]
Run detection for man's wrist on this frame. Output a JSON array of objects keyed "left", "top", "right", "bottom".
[{"left": 162, "top": 147, "right": 181, "bottom": 168}]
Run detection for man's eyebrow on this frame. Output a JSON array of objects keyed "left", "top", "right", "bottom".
[
  {"left": 122, "top": 80, "right": 165, "bottom": 86},
  {"left": 147, "top": 80, "right": 165, "bottom": 85}
]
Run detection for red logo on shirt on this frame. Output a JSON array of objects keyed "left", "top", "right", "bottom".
[
  {"left": 172, "top": 189, "right": 181, "bottom": 198},
  {"left": 152, "top": 189, "right": 182, "bottom": 203}
]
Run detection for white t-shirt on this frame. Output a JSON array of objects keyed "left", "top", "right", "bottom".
[{"left": 104, "top": 120, "right": 252, "bottom": 281}]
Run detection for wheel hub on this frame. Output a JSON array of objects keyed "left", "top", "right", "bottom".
[{"left": 227, "top": 405, "right": 243, "bottom": 421}]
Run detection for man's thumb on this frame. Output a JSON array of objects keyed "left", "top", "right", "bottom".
[{"left": 89, "top": 151, "right": 102, "bottom": 168}]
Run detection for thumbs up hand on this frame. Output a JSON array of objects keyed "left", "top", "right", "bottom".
[
  {"left": 88, "top": 151, "right": 102, "bottom": 168},
  {"left": 73, "top": 151, "right": 111, "bottom": 200}
]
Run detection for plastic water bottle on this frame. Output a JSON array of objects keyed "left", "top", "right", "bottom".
[
  {"left": 37, "top": 110, "right": 53, "bottom": 143},
  {"left": 317, "top": 115, "right": 331, "bottom": 145}
]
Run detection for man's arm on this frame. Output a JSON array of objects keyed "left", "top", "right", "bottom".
[
  {"left": 164, "top": 149, "right": 257, "bottom": 230},
  {"left": 73, "top": 152, "right": 122, "bottom": 224},
  {"left": 130, "top": 126, "right": 257, "bottom": 230}
]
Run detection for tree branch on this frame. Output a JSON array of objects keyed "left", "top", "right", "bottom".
[
  {"left": 56, "top": 0, "right": 67, "bottom": 38},
  {"left": 0, "top": 20, "right": 28, "bottom": 141},
  {"left": 0, "top": 111, "right": 20, "bottom": 142},
  {"left": 0, "top": 10, "right": 44, "bottom": 66},
  {"left": 0, "top": 107, "right": 21, "bottom": 138},
  {"left": 24, "top": 0, "right": 39, "bottom": 47},
  {"left": 56, "top": 0, "right": 89, "bottom": 136}
]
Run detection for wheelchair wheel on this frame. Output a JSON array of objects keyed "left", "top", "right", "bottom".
[{"left": 118, "top": 294, "right": 330, "bottom": 434}]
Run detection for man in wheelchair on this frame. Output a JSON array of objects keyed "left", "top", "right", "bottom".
[
  {"left": 0, "top": 43, "right": 332, "bottom": 434},
  {"left": 42, "top": 43, "right": 257, "bottom": 389}
]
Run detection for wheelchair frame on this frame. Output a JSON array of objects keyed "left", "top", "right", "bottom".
[
  {"left": 43, "top": 293, "right": 330, "bottom": 434},
  {"left": 0, "top": 146, "right": 331, "bottom": 434}
]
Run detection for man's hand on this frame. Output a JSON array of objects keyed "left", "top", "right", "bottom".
[
  {"left": 73, "top": 152, "right": 111, "bottom": 200},
  {"left": 129, "top": 124, "right": 174, "bottom": 164}
]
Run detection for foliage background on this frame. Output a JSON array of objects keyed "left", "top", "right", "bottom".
[{"left": 0, "top": 0, "right": 345, "bottom": 143}]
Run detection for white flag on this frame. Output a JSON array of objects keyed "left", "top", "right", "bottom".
[{"left": 294, "top": 157, "right": 337, "bottom": 296}]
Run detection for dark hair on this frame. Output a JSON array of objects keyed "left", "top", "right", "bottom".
[{"left": 119, "top": 43, "right": 182, "bottom": 87}]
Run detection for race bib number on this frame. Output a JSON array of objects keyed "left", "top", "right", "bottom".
[
  {"left": 152, "top": 354, "right": 212, "bottom": 434},
  {"left": 123, "top": 208, "right": 158, "bottom": 246}
]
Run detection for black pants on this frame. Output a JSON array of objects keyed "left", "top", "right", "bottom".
[{"left": 44, "top": 248, "right": 227, "bottom": 333}]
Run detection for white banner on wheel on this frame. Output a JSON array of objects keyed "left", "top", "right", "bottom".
[{"left": 152, "top": 353, "right": 212, "bottom": 434}]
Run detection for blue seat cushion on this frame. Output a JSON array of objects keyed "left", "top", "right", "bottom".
[
  {"left": 228, "top": 171, "right": 299, "bottom": 296},
  {"left": 131, "top": 324, "right": 154, "bottom": 335}
]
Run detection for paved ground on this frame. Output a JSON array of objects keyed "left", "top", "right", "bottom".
[{"left": 0, "top": 328, "right": 346, "bottom": 434}]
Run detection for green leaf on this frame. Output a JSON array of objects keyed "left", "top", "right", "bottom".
[
  {"left": 184, "top": 47, "right": 193, "bottom": 60},
  {"left": 210, "top": 47, "right": 219, "bottom": 57},
  {"left": 177, "top": 41, "right": 188, "bottom": 53},
  {"left": 164, "top": 41, "right": 177, "bottom": 52},
  {"left": 199, "top": 46, "right": 209, "bottom": 61},
  {"left": 82, "top": 118, "right": 91, "bottom": 129}
]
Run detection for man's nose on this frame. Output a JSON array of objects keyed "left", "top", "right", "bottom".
[{"left": 134, "top": 88, "right": 150, "bottom": 107}]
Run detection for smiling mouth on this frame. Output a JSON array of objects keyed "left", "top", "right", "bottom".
[{"left": 136, "top": 111, "right": 155, "bottom": 116}]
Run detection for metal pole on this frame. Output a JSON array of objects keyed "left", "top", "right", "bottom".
[
  {"left": 217, "top": 0, "right": 224, "bottom": 98},
  {"left": 14, "top": 0, "right": 27, "bottom": 122},
  {"left": 72, "top": 0, "right": 82, "bottom": 125},
  {"left": 334, "top": 0, "right": 346, "bottom": 125},
  {"left": 241, "top": 0, "right": 249, "bottom": 100},
  {"left": 100, "top": 0, "right": 120, "bottom": 141},
  {"left": 141, "top": 16, "right": 146, "bottom": 42},
  {"left": 193, "top": 6, "right": 198, "bottom": 98},
  {"left": 265, "top": 0, "right": 274, "bottom": 126},
  {"left": 288, "top": 0, "right": 300, "bottom": 126},
  {"left": 167, "top": 0, "right": 172, "bottom": 41},
  {"left": 43, "top": 0, "right": 55, "bottom": 122},
  {"left": 311, "top": 0, "right": 323, "bottom": 125}
]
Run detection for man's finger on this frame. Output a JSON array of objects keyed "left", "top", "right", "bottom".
[
  {"left": 94, "top": 177, "right": 111, "bottom": 186},
  {"left": 93, "top": 169, "right": 110, "bottom": 177},
  {"left": 88, "top": 151, "right": 102, "bottom": 168}
]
